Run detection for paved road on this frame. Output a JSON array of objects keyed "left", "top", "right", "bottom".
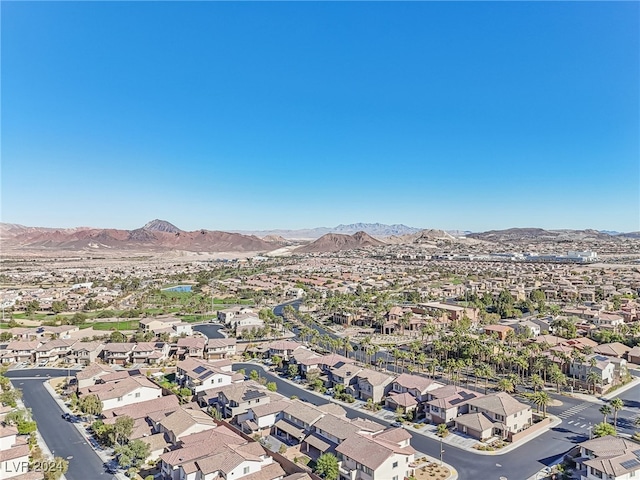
[
  {"left": 233, "top": 362, "right": 640, "bottom": 480},
  {"left": 192, "top": 323, "right": 225, "bottom": 339},
  {"left": 7, "top": 369, "right": 115, "bottom": 480}
]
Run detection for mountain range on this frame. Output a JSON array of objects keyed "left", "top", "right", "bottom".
[
  {"left": 1, "top": 221, "right": 638, "bottom": 255},
  {"left": 231, "top": 223, "right": 424, "bottom": 239}
]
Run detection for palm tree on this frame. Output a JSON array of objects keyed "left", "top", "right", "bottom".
[
  {"left": 549, "top": 366, "right": 567, "bottom": 394},
  {"left": 476, "top": 363, "right": 493, "bottom": 394},
  {"left": 531, "top": 373, "right": 544, "bottom": 393},
  {"left": 530, "top": 391, "right": 551, "bottom": 418},
  {"left": 599, "top": 404, "right": 612, "bottom": 424},
  {"left": 587, "top": 371, "right": 601, "bottom": 395},
  {"left": 496, "top": 378, "right": 515, "bottom": 393},
  {"left": 391, "top": 348, "right": 401, "bottom": 374},
  {"left": 342, "top": 337, "right": 353, "bottom": 359},
  {"left": 610, "top": 398, "right": 624, "bottom": 428}
]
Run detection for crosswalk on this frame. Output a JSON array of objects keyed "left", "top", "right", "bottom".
[
  {"left": 565, "top": 419, "right": 591, "bottom": 430},
  {"left": 558, "top": 402, "right": 591, "bottom": 419}
]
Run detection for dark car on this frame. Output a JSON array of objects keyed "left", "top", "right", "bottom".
[
  {"left": 61, "top": 413, "right": 71, "bottom": 421},
  {"left": 104, "top": 462, "right": 119, "bottom": 474}
]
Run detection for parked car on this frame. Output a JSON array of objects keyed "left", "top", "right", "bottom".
[
  {"left": 61, "top": 413, "right": 71, "bottom": 421},
  {"left": 390, "top": 421, "right": 403, "bottom": 428}
]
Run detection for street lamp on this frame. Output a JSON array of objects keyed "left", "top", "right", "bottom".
[{"left": 440, "top": 435, "right": 444, "bottom": 466}]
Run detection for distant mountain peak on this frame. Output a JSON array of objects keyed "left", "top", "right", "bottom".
[
  {"left": 142, "top": 219, "right": 182, "bottom": 233},
  {"left": 296, "top": 231, "right": 386, "bottom": 253}
]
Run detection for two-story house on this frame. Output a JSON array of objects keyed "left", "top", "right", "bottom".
[
  {"left": 34, "top": 338, "right": 77, "bottom": 364},
  {"left": 214, "top": 381, "right": 272, "bottom": 419},
  {"left": 159, "top": 426, "right": 284, "bottom": 480},
  {"left": 102, "top": 343, "right": 137, "bottom": 365},
  {"left": 302, "top": 414, "right": 385, "bottom": 460},
  {"left": 385, "top": 373, "right": 444, "bottom": 418},
  {"left": 237, "top": 399, "right": 293, "bottom": 436},
  {"left": 351, "top": 368, "right": 395, "bottom": 403},
  {"left": 79, "top": 374, "right": 162, "bottom": 410},
  {"left": 176, "top": 358, "right": 239, "bottom": 394},
  {"left": 176, "top": 337, "right": 206, "bottom": 360},
  {"left": 2, "top": 341, "right": 41, "bottom": 364},
  {"left": 329, "top": 363, "right": 362, "bottom": 390},
  {"left": 425, "top": 385, "right": 484, "bottom": 425},
  {"left": 456, "top": 392, "right": 532, "bottom": 441},
  {"left": 153, "top": 406, "right": 216, "bottom": 445},
  {"left": 131, "top": 342, "right": 170, "bottom": 364},
  {"left": 0, "top": 424, "right": 30, "bottom": 479},
  {"left": 336, "top": 428, "right": 416, "bottom": 480},
  {"left": 66, "top": 341, "right": 104, "bottom": 366},
  {"left": 574, "top": 435, "right": 640, "bottom": 480},
  {"left": 274, "top": 400, "right": 324, "bottom": 445},
  {"left": 266, "top": 340, "right": 303, "bottom": 362},
  {"left": 205, "top": 338, "right": 237, "bottom": 360}
]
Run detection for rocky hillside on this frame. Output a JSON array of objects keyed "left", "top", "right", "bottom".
[
  {"left": 295, "top": 231, "right": 386, "bottom": 253},
  {"left": 0, "top": 221, "right": 277, "bottom": 253}
]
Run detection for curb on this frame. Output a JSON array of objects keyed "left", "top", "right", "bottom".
[
  {"left": 246, "top": 361, "right": 565, "bottom": 458},
  {"left": 14, "top": 384, "right": 68, "bottom": 480}
]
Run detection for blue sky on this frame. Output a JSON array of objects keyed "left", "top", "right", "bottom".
[{"left": 2, "top": 2, "right": 638, "bottom": 232}]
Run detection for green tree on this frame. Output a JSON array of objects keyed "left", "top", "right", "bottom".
[
  {"left": 79, "top": 395, "right": 103, "bottom": 416},
  {"left": 25, "top": 300, "right": 40, "bottom": 317},
  {"left": 109, "top": 331, "right": 127, "bottom": 343},
  {"left": 43, "top": 457, "right": 69, "bottom": 480},
  {"left": 111, "top": 416, "right": 134, "bottom": 446},
  {"left": 249, "top": 370, "right": 259, "bottom": 381},
  {"left": 592, "top": 422, "right": 616, "bottom": 438},
  {"left": 0, "top": 388, "right": 21, "bottom": 408},
  {"left": 287, "top": 364, "right": 299, "bottom": 378},
  {"left": 51, "top": 301, "right": 68, "bottom": 314},
  {"left": 437, "top": 423, "right": 449, "bottom": 438},
  {"left": 114, "top": 439, "right": 151, "bottom": 468},
  {"left": 266, "top": 382, "right": 277, "bottom": 392},
  {"left": 315, "top": 453, "right": 339, "bottom": 480}
]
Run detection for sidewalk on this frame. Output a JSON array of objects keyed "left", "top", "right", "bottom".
[
  {"left": 42, "top": 380, "right": 128, "bottom": 480},
  {"left": 557, "top": 376, "right": 640, "bottom": 404},
  {"left": 14, "top": 393, "right": 68, "bottom": 480},
  {"left": 255, "top": 361, "right": 560, "bottom": 460}
]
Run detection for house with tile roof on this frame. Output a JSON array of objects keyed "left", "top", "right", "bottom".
[
  {"left": 176, "top": 337, "right": 206, "bottom": 360},
  {"left": 456, "top": 392, "right": 532, "bottom": 441},
  {"left": 66, "top": 341, "right": 104, "bottom": 366},
  {"left": 336, "top": 428, "right": 416, "bottom": 480},
  {"left": 176, "top": 358, "right": 237, "bottom": 394},
  {"left": 0, "top": 417, "right": 35, "bottom": 479},
  {"left": 79, "top": 373, "right": 162, "bottom": 410},
  {"left": 102, "top": 342, "right": 137, "bottom": 365},
  {"left": 574, "top": 435, "right": 640, "bottom": 480},
  {"left": 75, "top": 362, "right": 115, "bottom": 389},
  {"left": 237, "top": 399, "right": 293, "bottom": 436},
  {"left": 154, "top": 406, "right": 217, "bottom": 445},
  {"left": 205, "top": 338, "right": 237, "bottom": 359},
  {"left": 213, "top": 381, "right": 272, "bottom": 419},
  {"left": 351, "top": 368, "right": 395, "bottom": 403},
  {"left": 425, "top": 385, "right": 484, "bottom": 425},
  {"left": 34, "top": 338, "right": 77, "bottom": 364},
  {"left": 159, "top": 424, "right": 284, "bottom": 480}
]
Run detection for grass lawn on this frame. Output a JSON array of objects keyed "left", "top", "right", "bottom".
[{"left": 81, "top": 320, "right": 140, "bottom": 331}]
